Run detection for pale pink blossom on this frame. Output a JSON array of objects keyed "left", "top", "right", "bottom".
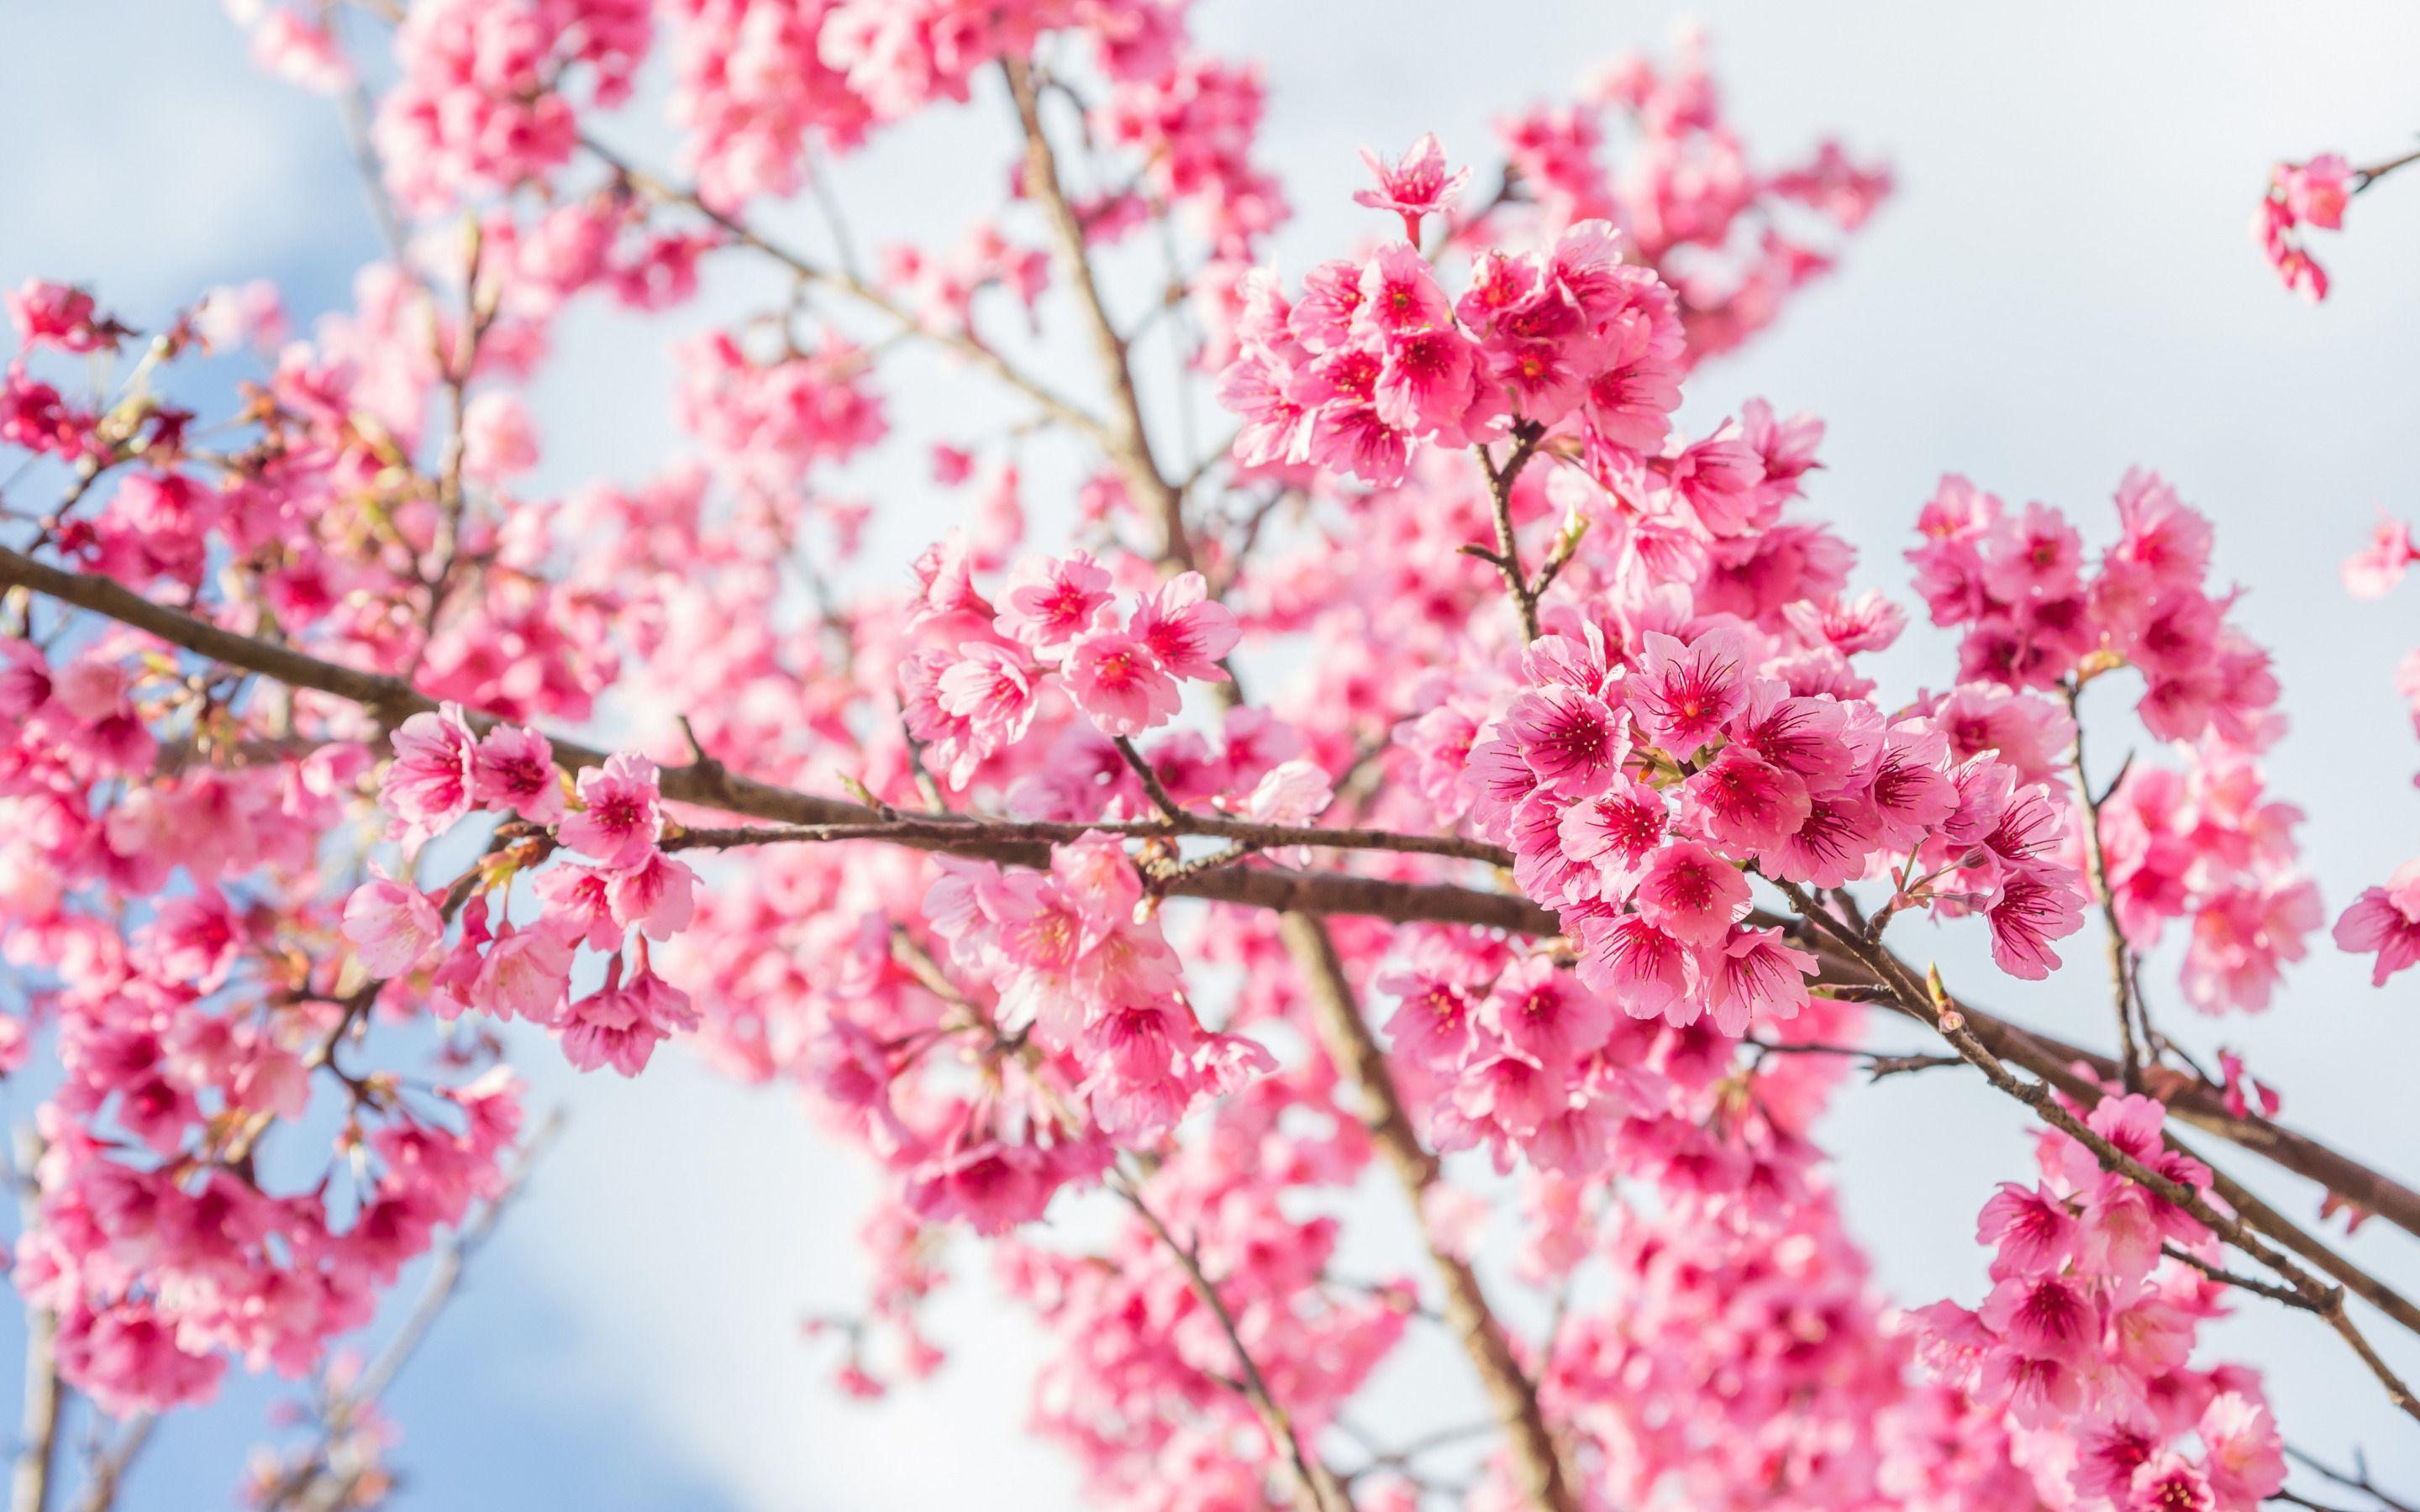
[
  {"left": 2333, "top": 860, "right": 2420, "bottom": 985},
  {"left": 1129, "top": 572, "right": 1241, "bottom": 680},
  {"left": 1063, "top": 631, "right": 1181, "bottom": 738},
  {"left": 2344, "top": 512, "right": 2417, "bottom": 599},
  {"left": 461, "top": 391, "right": 540, "bottom": 482},
  {"left": 995, "top": 552, "right": 1115, "bottom": 652},
  {"left": 470, "top": 923, "right": 575, "bottom": 1025},
  {"left": 341, "top": 871, "right": 444, "bottom": 978},
  {"left": 471, "top": 723, "right": 564, "bottom": 823},
  {"left": 381, "top": 706, "right": 477, "bottom": 848}
]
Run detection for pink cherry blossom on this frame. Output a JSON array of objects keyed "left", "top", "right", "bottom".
[
  {"left": 1129, "top": 572, "right": 1240, "bottom": 680},
  {"left": 995, "top": 552, "right": 1115, "bottom": 652},
  {"left": 1353, "top": 134, "right": 1471, "bottom": 241},
  {"left": 341, "top": 872, "right": 444, "bottom": 978},
  {"left": 1630, "top": 627, "right": 1752, "bottom": 754},
  {"left": 381, "top": 706, "right": 477, "bottom": 848},
  {"left": 558, "top": 754, "right": 663, "bottom": 869},
  {"left": 1633, "top": 839, "right": 1750, "bottom": 948},
  {"left": 471, "top": 723, "right": 565, "bottom": 824},
  {"left": 2333, "top": 860, "right": 2420, "bottom": 985},
  {"left": 1062, "top": 630, "right": 1181, "bottom": 738}
]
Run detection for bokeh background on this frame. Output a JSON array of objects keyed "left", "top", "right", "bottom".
[{"left": 2, "top": 2, "right": 2417, "bottom": 1506}]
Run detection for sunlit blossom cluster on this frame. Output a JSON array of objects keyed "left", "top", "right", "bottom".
[{"left": 0, "top": 5, "right": 2409, "bottom": 1509}]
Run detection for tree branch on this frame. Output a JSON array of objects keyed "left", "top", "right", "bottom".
[
  {"left": 1001, "top": 55, "right": 1195, "bottom": 574},
  {"left": 12, "top": 1130, "right": 61, "bottom": 1512},
  {"left": 10, "top": 1309, "right": 60, "bottom": 1512},
  {"left": 1777, "top": 881, "right": 2420, "bottom": 1424},
  {"left": 10, "top": 543, "right": 2420, "bottom": 1270},
  {"left": 1279, "top": 913, "right": 1577, "bottom": 1512},
  {"left": 65, "top": 1418, "right": 150, "bottom": 1512}
]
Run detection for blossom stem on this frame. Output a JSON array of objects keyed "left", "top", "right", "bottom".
[{"left": 2354, "top": 144, "right": 2420, "bottom": 192}]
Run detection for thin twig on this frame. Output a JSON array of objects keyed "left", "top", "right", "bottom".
[
  {"left": 577, "top": 134, "right": 1114, "bottom": 454},
  {"left": 2286, "top": 1446, "right": 2419, "bottom": 1512},
  {"left": 2065, "top": 679, "right": 2144, "bottom": 1090},
  {"left": 1112, "top": 1173, "right": 1351, "bottom": 1512},
  {"left": 1000, "top": 56, "right": 1194, "bottom": 573}
]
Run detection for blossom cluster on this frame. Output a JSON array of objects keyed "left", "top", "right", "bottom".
[
  {"left": 1487, "top": 31, "right": 1891, "bottom": 358},
  {"left": 1912, "top": 1095, "right": 2289, "bottom": 1511},
  {"left": 902, "top": 549, "right": 1243, "bottom": 779},
  {"left": 928, "top": 837, "right": 1272, "bottom": 1149},
  {"left": 2, "top": 3, "right": 2402, "bottom": 1505},
  {"left": 2255, "top": 154, "right": 2354, "bottom": 301},
  {"left": 2333, "top": 511, "right": 2420, "bottom": 986},
  {"left": 352, "top": 707, "right": 700, "bottom": 1076},
  {"left": 1221, "top": 210, "right": 1686, "bottom": 489},
  {"left": 1907, "top": 471, "right": 2275, "bottom": 748},
  {"left": 2096, "top": 741, "right": 2321, "bottom": 1013},
  {"left": 376, "top": 0, "right": 654, "bottom": 209}
]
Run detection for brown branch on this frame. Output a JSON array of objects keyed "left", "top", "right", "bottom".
[
  {"left": 64, "top": 1418, "right": 151, "bottom": 1512},
  {"left": 1279, "top": 913, "right": 1577, "bottom": 1512},
  {"left": 2354, "top": 144, "right": 2420, "bottom": 192},
  {"left": 0, "top": 543, "right": 1528, "bottom": 927},
  {"left": 1470, "top": 430, "right": 1545, "bottom": 643},
  {"left": 12, "top": 1131, "right": 61, "bottom": 1512},
  {"left": 1001, "top": 55, "right": 1195, "bottom": 573},
  {"left": 2161, "top": 1242, "right": 2313, "bottom": 1310},
  {"left": 669, "top": 815, "right": 1508, "bottom": 867},
  {"left": 13, "top": 544, "right": 2420, "bottom": 1262},
  {"left": 1777, "top": 882, "right": 2420, "bottom": 1424},
  {"left": 1767, "top": 902, "right": 2420, "bottom": 1248}
]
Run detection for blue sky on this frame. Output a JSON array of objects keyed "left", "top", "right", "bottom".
[{"left": 3, "top": 2, "right": 2417, "bottom": 1507}]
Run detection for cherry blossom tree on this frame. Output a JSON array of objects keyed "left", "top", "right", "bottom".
[{"left": 0, "top": 4, "right": 2415, "bottom": 1510}]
